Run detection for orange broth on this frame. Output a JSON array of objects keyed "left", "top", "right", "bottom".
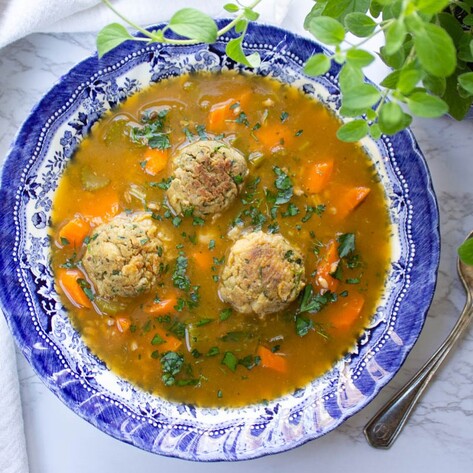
[{"left": 50, "top": 71, "right": 391, "bottom": 407}]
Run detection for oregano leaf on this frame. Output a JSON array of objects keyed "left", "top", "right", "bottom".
[
  {"left": 226, "top": 37, "right": 261, "bottom": 68},
  {"left": 338, "top": 63, "right": 364, "bottom": 90},
  {"left": 458, "top": 72, "right": 473, "bottom": 95},
  {"left": 307, "top": 16, "right": 346, "bottom": 45},
  {"left": 336, "top": 119, "right": 369, "bottom": 142},
  {"left": 397, "top": 67, "right": 423, "bottom": 95},
  {"left": 97, "top": 23, "right": 134, "bottom": 58},
  {"left": 414, "top": 23, "right": 456, "bottom": 78},
  {"left": 346, "top": 49, "right": 375, "bottom": 67},
  {"left": 168, "top": 8, "right": 218, "bottom": 43},
  {"left": 304, "top": 54, "right": 331, "bottom": 76},
  {"left": 423, "top": 75, "right": 446, "bottom": 96},
  {"left": 380, "top": 70, "right": 400, "bottom": 89},
  {"left": 384, "top": 19, "right": 406, "bottom": 55},
  {"left": 378, "top": 102, "right": 411, "bottom": 134},
  {"left": 406, "top": 91, "right": 449, "bottom": 117},
  {"left": 345, "top": 12, "right": 376, "bottom": 37},
  {"left": 223, "top": 3, "right": 239, "bottom": 13},
  {"left": 416, "top": 0, "right": 450, "bottom": 15},
  {"left": 342, "top": 83, "right": 381, "bottom": 109}
]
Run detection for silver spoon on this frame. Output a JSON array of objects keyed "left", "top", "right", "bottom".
[{"left": 364, "top": 231, "right": 473, "bottom": 449}]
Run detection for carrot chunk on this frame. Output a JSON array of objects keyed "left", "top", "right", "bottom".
[
  {"left": 57, "top": 268, "right": 92, "bottom": 309},
  {"left": 142, "top": 148, "right": 170, "bottom": 176},
  {"left": 58, "top": 217, "right": 91, "bottom": 248},
  {"left": 151, "top": 326, "right": 182, "bottom": 353},
  {"left": 143, "top": 296, "right": 177, "bottom": 315},
  {"left": 77, "top": 188, "right": 121, "bottom": 223},
  {"left": 330, "top": 292, "right": 365, "bottom": 329},
  {"left": 304, "top": 160, "right": 334, "bottom": 194},
  {"left": 207, "top": 93, "right": 251, "bottom": 134},
  {"left": 191, "top": 250, "right": 214, "bottom": 271},
  {"left": 332, "top": 186, "right": 371, "bottom": 219},
  {"left": 116, "top": 316, "right": 131, "bottom": 333},
  {"left": 315, "top": 240, "right": 340, "bottom": 293},
  {"left": 257, "top": 345, "right": 288, "bottom": 373},
  {"left": 207, "top": 100, "right": 235, "bottom": 134},
  {"left": 253, "top": 123, "right": 294, "bottom": 152}
]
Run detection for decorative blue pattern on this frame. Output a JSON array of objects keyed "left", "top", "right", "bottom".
[{"left": 0, "top": 21, "right": 439, "bottom": 461}]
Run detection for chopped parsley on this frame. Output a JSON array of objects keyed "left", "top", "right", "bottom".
[
  {"left": 130, "top": 108, "right": 171, "bottom": 150},
  {"left": 280, "top": 111, "right": 289, "bottom": 122},
  {"left": 295, "top": 316, "right": 313, "bottom": 337},
  {"left": 273, "top": 166, "right": 293, "bottom": 205},
  {"left": 301, "top": 204, "right": 325, "bottom": 222},
  {"left": 235, "top": 112, "right": 249, "bottom": 126},
  {"left": 337, "top": 233, "right": 356, "bottom": 258},
  {"left": 219, "top": 307, "right": 233, "bottom": 321},
  {"left": 282, "top": 203, "right": 299, "bottom": 217},
  {"left": 172, "top": 254, "right": 191, "bottom": 291},
  {"left": 195, "top": 124, "right": 207, "bottom": 140},
  {"left": 77, "top": 278, "right": 94, "bottom": 301},
  {"left": 299, "top": 284, "right": 337, "bottom": 314},
  {"left": 151, "top": 333, "right": 165, "bottom": 345},
  {"left": 208, "top": 239, "right": 216, "bottom": 250},
  {"left": 221, "top": 351, "right": 238, "bottom": 372},
  {"left": 160, "top": 351, "right": 184, "bottom": 386},
  {"left": 150, "top": 177, "right": 173, "bottom": 190},
  {"left": 192, "top": 216, "right": 205, "bottom": 226},
  {"left": 196, "top": 318, "right": 214, "bottom": 327},
  {"left": 207, "top": 346, "right": 220, "bottom": 357}
]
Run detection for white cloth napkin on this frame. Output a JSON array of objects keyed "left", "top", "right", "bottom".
[
  {"left": 0, "top": 0, "right": 293, "bottom": 48},
  {"left": 0, "top": 314, "right": 29, "bottom": 473},
  {"left": 0, "top": 2, "right": 294, "bottom": 473}
]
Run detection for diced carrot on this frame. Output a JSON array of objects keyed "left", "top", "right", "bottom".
[
  {"left": 253, "top": 123, "right": 294, "bottom": 152},
  {"left": 57, "top": 268, "right": 92, "bottom": 309},
  {"left": 191, "top": 250, "right": 214, "bottom": 271},
  {"left": 116, "top": 316, "right": 131, "bottom": 333},
  {"left": 57, "top": 216, "right": 91, "bottom": 248},
  {"left": 257, "top": 345, "right": 288, "bottom": 373},
  {"left": 330, "top": 292, "right": 365, "bottom": 330},
  {"left": 142, "top": 148, "right": 170, "bottom": 176},
  {"left": 304, "top": 160, "right": 334, "bottom": 194},
  {"left": 331, "top": 186, "right": 371, "bottom": 219},
  {"left": 143, "top": 296, "right": 177, "bottom": 315},
  {"left": 76, "top": 188, "right": 121, "bottom": 223},
  {"left": 207, "top": 92, "right": 251, "bottom": 134},
  {"left": 151, "top": 326, "right": 182, "bottom": 352},
  {"left": 315, "top": 240, "right": 340, "bottom": 293}
]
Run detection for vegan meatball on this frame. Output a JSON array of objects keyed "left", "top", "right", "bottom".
[
  {"left": 219, "top": 231, "right": 306, "bottom": 315},
  {"left": 167, "top": 140, "right": 248, "bottom": 217},
  {"left": 82, "top": 213, "right": 165, "bottom": 299}
]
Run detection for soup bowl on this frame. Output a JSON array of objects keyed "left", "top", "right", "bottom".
[{"left": 0, "top": 21, "right": 439, "bottom": 461}]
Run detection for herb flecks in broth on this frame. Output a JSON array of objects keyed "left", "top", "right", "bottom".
[{"left": 51, "top": 71, "right": 391, "bottom": 407}]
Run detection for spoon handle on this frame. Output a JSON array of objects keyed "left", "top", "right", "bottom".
[{"left": 364, "top": 298, "right": 473, "bottom": 449}]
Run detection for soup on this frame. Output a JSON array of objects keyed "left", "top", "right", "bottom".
[{"left": 51, "top": 71, "right": 391, "bottom": 407}]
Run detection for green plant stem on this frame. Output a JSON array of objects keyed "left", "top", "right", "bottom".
[
  {"left": 344, "top": 19, "right": 393, "bottom": 50},
  {"left": 102, "top": 0, "right": 263, "bottom": 45},
  {"left": 102, "top": 0, "right": 155, "bottom": 39}
]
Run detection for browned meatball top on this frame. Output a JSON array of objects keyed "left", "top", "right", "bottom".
[
  {"left": 219, "top": 231, "right": 306, "bottom": 315},
  {"left": 166, "top": 140, "right": 248, "bottom": 218},
  {"left": 82, "top": 213, "right": 165, "bottom": 299}
]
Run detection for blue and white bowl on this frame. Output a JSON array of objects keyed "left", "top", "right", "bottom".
[{"left": 0, "top": 21, "right": 439, "bottom": 461}]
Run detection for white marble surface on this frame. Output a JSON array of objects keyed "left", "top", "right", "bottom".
[{"left": 1, "top": 7, "right": 473, "bottom": 473}]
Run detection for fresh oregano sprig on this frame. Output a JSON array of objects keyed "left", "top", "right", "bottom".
[
  {"left": 303, "top": 0, "right": 473, "bottom": 142},
  {"left": 97, "top": 0, "right": 473, "bottom": 143},
  {"left": 97, "top": 0, "right": 262, "bottom": 67}
]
